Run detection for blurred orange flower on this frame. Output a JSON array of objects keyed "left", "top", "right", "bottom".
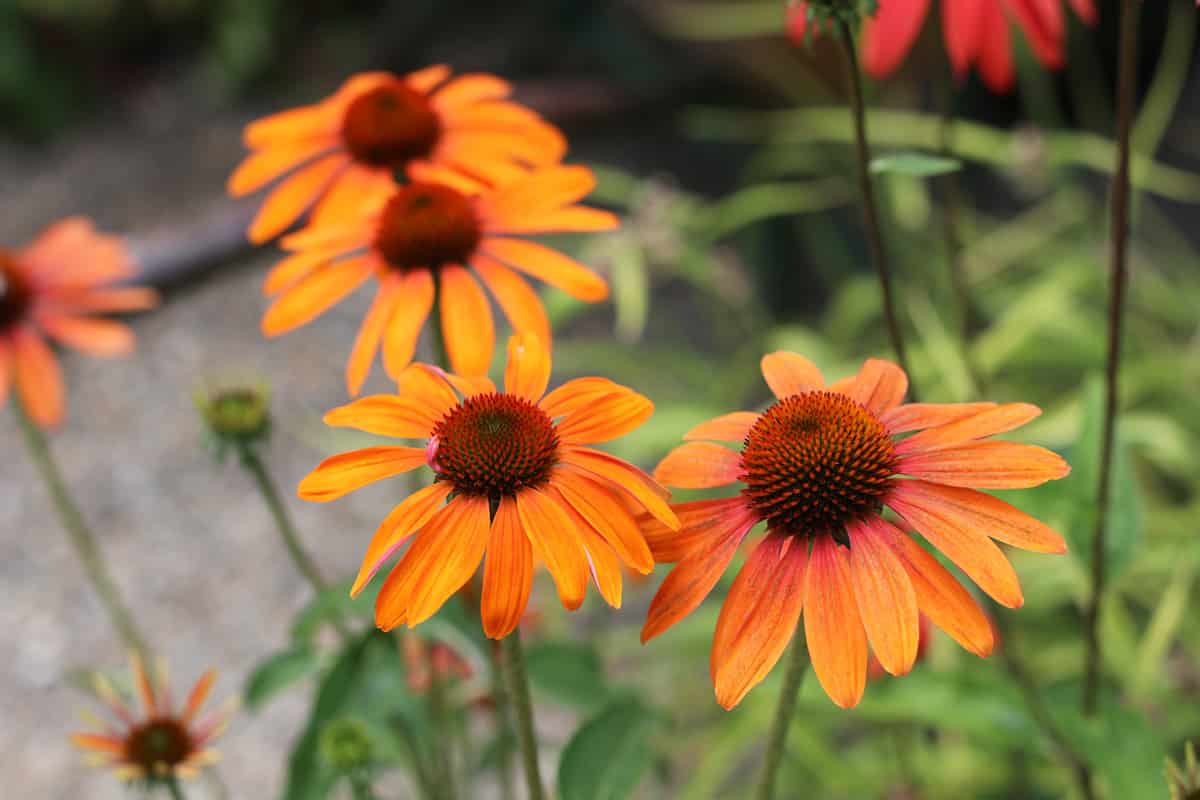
[
  {"left": 71, "top": 655, "right": 233, "bottom": 784},
  {"left": 0, "top": 218, "right": 156, "bottom": 428},
  {"left": 260, "top": 165, "right": 616, "bottom": 387},
  {"left": 642, "top": 352, "right": 1069, "bottom": 709},
  {"left": 299, "top": 333, "right": 676, "bottom": 638},
  {"left": 229, "top": 67, "right": 567, "bottom": 243}
]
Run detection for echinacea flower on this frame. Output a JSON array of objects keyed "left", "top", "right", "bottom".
[
  {"left": 71, "top": 655, "right": 233, "bottom": 785},
  {"left": 261, "top": 165, "right": 617, "bottom": 387},
  {"left": 787, "top": 0, "right": 1097, "bottom": 93},
  {"left": 1, "top": 218, "right": 157, "bottom": 428},
  {"left": 229, "top": 67, "right": 567, "bottom": 243},
  {"left": 642, "top": 352, "right": 1069, "bottom": 709},
  {"left": 298, "top": 333, "right": 676, "bottom": 638}
]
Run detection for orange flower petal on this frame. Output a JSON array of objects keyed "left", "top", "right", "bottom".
[
  {"left": 70, "top": 733, "right": 125, "bottom": 755},
  {"left": 405, "top": 64, "right": 451, "bottom": 92},
  {"left": 132, "top": 653, "right": 157, "bottom": 715},
  {"left": 0, "top": 340, "right": 12, "bottom": 410},
  {"left": 503, "top": 331, "right": 551, "bottom": 401},
  {"left": 897, "top": 441, "right": 1071, "bottom": 489},
  {"left": 472, "top": 254, "right": 551, "bottom": 345},
  {"left": 640, "top": 497, "right": 756, "bottom": 564},
  {"left": 280, "top": 221, "right": 373, "bottom": 253},
  {"left": 441, "top": 126, "right": 566, "bottom": 166},
  {"left": 408, "top": 161, "right": 489, "bottom": 195},
  {"left": 641, "top": 505, "right": 756, "bottom": 642},
  {"left": 562, "top": 446, "right": 678, "bottom": 530},
  {"left": 845, "top": 358, "right": 908, "bottom": 415},
  {"left": 243, "top": 103, "right": 340, "bottom": 148},
  {"left": 298, "top": 446, "right": 427, "bottom": 502},
  {"left": 37, "top": 315, "right": 135, "bottom": 357},
  {"left": 486, "top": 206, "right": 619, "bottom": 235},
  {"left": 13, "top": 327, "right": 64, "bottom": 428},
  {"left": 260, "top": 256, "right": 373, "bottom": 336},
  {"left": 894, "top": 403, "right": 1042, "bottom": 456},
  {"left": 553, "top": 468, "right": 654, "bottom": 573},
  {"left": 421, "top": 364, "right": 495, "bottom": 398},
  {"left": 515, "top": 487, "right": 590, "bottom": 610},
  {"left": 555, "top": 391, "right": 653, "bottom": 446},
  {"left": 439, "top": 264, "right": 494, "bottom": 377},
  {"left": 397, "top": 363, "right": 460, "bottom": 418},
  {"left": 477, "top": 166, "right": 598, "bottom": 227},
  {"left": 431, "top": 74, "right": 512, "bottom": 113},
  {"left": 761, "top": 352, "right": 824, "bottom": 399},
  {"left": 323, "top": 394, "right": 439, "bottom": 439},
  {"left": 50, "top": 286, "right": 159, "bottom": 314},
  {"left": 262, "top": 250, "right": 334, "bottom": 297},
  {"left": 540, "top": 377, "right": 629, "bottom": 418},
  {"left": 683, "top": 411, "right": 760, "bottom": 443},
  {"left": 847, "top": 517, "right": 920, "bottom": 676},
  {"left": 248, "top": 153, "right": 348, "bottom": 244},
  {"left": 890, "top": 480, "right": 1066, "bottom": 553},
  {"left": 483, "top": 238, "right": 608, "bottom": 302},
  {"left": 346, "top": 276, "right": 401, "bottom": 396},
  {"left": 803, "top": 536, "right": 868, "bottom": 709},
  {"left": 382, "top": 269, "right": 435, "bottom": 379},
  {"left": 352, "top": 482, "right": 453, "bottom": 597},
  {"left": 552, "top": 488, "right": 624, "bottom": 608},
  {"left": 879, "top": 401, "right": 998, "bottom": 435},
  {"left": 876, "top": 519, "right": 994, "bottom": 657},
  {"left": 181, "top": 670, "right": 217, "bottom": 724},
  {"left": 481, "top": 496, "right": 533, "bottom": 639},
  {"left": 654, "top": 442, "right": 743, "bottom": 489},
  {"left": 712, "top": 533, "right": 808, "bottom": 709},
  {"left": 310, "top": 165, "right": 396, "bottom": 226},
  {"left": 888, "top": 489, "right": 1025, "bottom": 608},
  {"left": 227, "top": 138, "right": 336, "bottom": 196},
  {"left": 375, "top": 495, "right": 490, "bottom": 628}
]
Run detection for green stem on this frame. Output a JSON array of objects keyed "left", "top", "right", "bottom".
[
  {"left": 490, "top": 640, "right": 517, "bottom": 800},
  {"left": 428, "top": 649, "right": 457, "bottom": 800},
  {"left": 500, "top": 634, "right": 545, "bottom": 800},
  {"left": 834, "top": 18, "right": 916, "bottom": 395},
  {"left": 12, "top": 396, "right": 150, "bottom": 659},
  {"left": 164, "top": 777, "right": 187, "bottom": 800},
  {"left": 1083, "top": 0, "right": 1139, "bottom": 720},
  {"left": 754, "top": 634, "right": 809, "bottom": 800}
]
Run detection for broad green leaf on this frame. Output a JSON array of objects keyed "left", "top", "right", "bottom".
[
  {"left": 870, "top": 153, "right": 963, "bottom": 178},
  {"left": 245, "top": 646, "right": 320, "bottom": 711},
  {"left": 558, "top": 697, "right": 658, "bottom": 800},
  {"left": 525, "top": 640, "right": 609, "bottom": 710}
]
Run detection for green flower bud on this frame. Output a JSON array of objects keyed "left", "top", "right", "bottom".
[
  {"left": 194, "top": 379, "right": 271, "bottom": 460},
  {"left": 318, "top": 717, "right": 375, "bottom": 775}
]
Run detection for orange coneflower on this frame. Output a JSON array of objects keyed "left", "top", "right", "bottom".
[
  {"left": 0, "top": 218, "right": 157, "bottom": 428},
  {"left": 298, "top": 333, "right": 677, "bottom": 637},
  {"left": 71, "top": 656, "right": 233, "bottom": 785},
  {"left": 260, "top": 165, "right": 617, "bottom": 388},
  {"left": 229, "top": 67, "right": 567, "bottom": 243},
  {"left": 642, "top": 352, "right": 1070, "bottom": 709}
]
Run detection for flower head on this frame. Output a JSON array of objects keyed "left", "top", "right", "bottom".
[
  {"left": 0, "top": 218, "right": 157, "bottom": 428},
  {"left": 228, "top": 67, "right": 568, "bottom": 243},
  {"left": 260, "top": 165, "right": 617, "bottom": 388},
  {"left": 787, "top": 0, "right": 1097, "bottom": 93},
  {"left": 642, "top": 352, "right": 1069, "bottom": 709},
  {"left": 71, "top": 655, "right": 233, "bottom": 785},
  {"left": 299, "top": 333, "right": 677, "bottom": 638}
]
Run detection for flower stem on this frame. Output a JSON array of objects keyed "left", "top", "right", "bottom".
[
  {"left": 834, "top": 18, "right": 915, "bottom": 394},
  {"left": 164, "top": 777, "right": 187, "bottom": 800},
  {"left": 755, "top": 633, "right": 809, "bottom": 800},
  {"left": 500, "top": 634, "right": 545, "bottom": 800},
  {"left": 428, "top": 651, "right": 457, "bottom": 800},
  {"left": 1083, "top": 0, "right": 1139, "bottom": 719},
  {"left": 12, "top": 396, "right": 151, "bottom": 659},
  {"left": 490, "top": 640, "right": 517, "bottom": 800}
]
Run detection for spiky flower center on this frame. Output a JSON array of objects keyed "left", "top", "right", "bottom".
[
  {"left": 374, "top": 183, "right": 481, "bottom": 272},
  {"left": 740, "top": 390, "right": 896, "bottom": 535},
  {"left": 125, "top": 718, "right": 193, "bottom": 771},
  {"left": 0, "top": 251, "right": 32, "bottom": 331},
  {"left": 340, "top": 83, "right": 441, "bottom": 169},
  {"left": 431, "top": 393, "right": 559, "bottom": 498}
]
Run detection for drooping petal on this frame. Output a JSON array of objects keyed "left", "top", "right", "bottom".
[
  {"left": 640, "top": 496, "right": 758, "bottom": 564},
  {"left": 683, "top": 411, "right": 759, "bottom": 443},
  {"left": 472, "top": 254, "right": 551, "bottom": 344},
  {"left": 846, "top": 517, "right": 920, "bottom": 676},
  {"left": 382, "top": 269, "right": 435, "bottom": 379},
  {"left": 845, "top": 358, "right": 908, "bottom": 415},
  {"left": 515, "top": 487, "right": 590, "bottom": 610},
  {"left": 654, "top": 442, "right": 743, "bottom": 489},
  {"left": 260, "top": 256, "right": 373, "bottom": 336},
  {"left": 861, "top": 0, "right": 932, "bottom": 78},
  {"left": 712, "top": 533, "right": 808, "bottom": 709},
  {"left": 555, "top": 391, "right": 653, "bottom": 445},
  {"left": 13, "top": 327, "right": 64, "bottom": 428},
  {"left": 889, "top": 479, "right": 1067, "bottom": 553},
  {"left": 503, "top": 331, "right": 551, "bottom": 401},
  {"left": 481, "top": 496, "right": 533, "bottom": 639},
  {"left": 248, "top": 153, "right": 348, "bottom": 244},
  {"left": 352, "top": 482, "right": 453, "bottom": 596},
  {"left": 897, "top": 441, "right": 1070, "bottom": 489},
  {"left": 562, "top": 446, "right": 678, "bottom": 529},
  {"left": 803, "top": 536, "right": 867, "bottom": 709},
  {"left": 483, "top": 238, "right": 608, "bottom": 302},
  {"left": 298, "top": 446, "right": 428, "bottom": 502},
  {"left": 324, "top": 394, "right": 440, "bottom": 439},
  {"left": 894, "top": 403, "right": 1042, "bottom": 456},
  {"left": 761, "top": 351, "right": 824, "bottom": 399},
  {"left": 346, "top": 276, "right": 401, "bottom": 396},
  {"left": 879, "top": 401, "right": 997, "bottom": 435},
  {"left": 555, "top": 490, "right": 624, "bottom": 608},
  {"left": 552, "top": 468, "right": 653, "bottom": 573},
  {"left": 439, "top": 265, "right": 495, "bottom": 377}
]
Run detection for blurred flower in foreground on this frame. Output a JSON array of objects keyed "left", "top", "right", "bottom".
[
  {"left": 228, "top": 67, "right": 567, "bottom": 243},
  {"left": 71, "top": 656, "right": 233, "bottom": 785},
  {"left": 1166, "top": 741, "right": 1199, "bottom": 800},
  {"left": 260, "top": 165, "right": 616, "bottom": 387},
  {"left": 0, "top": 218, "right": 156, "bottom": 427},
  {"left": 299, "top": 333, "right": 674, "bottom": 638},
  {"left": 643, "top": 352, "right": 1069, "bottom": 709},
  {"left": 787, "top": 0, "right": 1097, "bottom": 93}
]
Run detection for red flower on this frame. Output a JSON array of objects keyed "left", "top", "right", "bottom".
[{"left": 787, "top": 0, "right": 1097, "bottom": 93}]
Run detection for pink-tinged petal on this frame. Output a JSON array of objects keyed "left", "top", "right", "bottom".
[
  {"left": 712, "top": 533, "right": 808, "bottom": 709},
  {"left": 847, "top": 517, "right": 920, "bottom": 676},
  {"left": 420, "top": 364, "right": 495, "bottom": 398},
  {"left": 481, "top": 496, "right": 533, "bottom": 639},
  {"left": 873, "top": 517, "right": 994, "bottom": 657},
  {"left": 803, "top": 536, "right": 867, "bottom": 708},
  {"left": 553, "top": 468, "right": 654, "bottom": 573},
  {"left": 504, "top": 331, "right": 552, "bottom": 402},
  {"left": 351, "top": 482, "right": 453, "bottom": 596},
  {"left": 654, "top": 442, "right": 743, "bottom": 489},
  {"left": 846, "top": 358, "right": 908, "bottom": 415},
  {"left": 515, "top": 488, "right": 590, "bottom": 610},
  {"left": 894, "top": 402, "right": 1041, "bottom": 455},
  {"left": 897, "top": 441, "right": 1070, "bottom": 489},
  {"left": 684, "top": 411, "right": 759, "bottom": 443},
  {"left": 555, "top": 391, "right": 654, "bottom": 446},
  {"left": 761, "top": 352, "right": 824, "bottom": 399},
  {"left": 889, "top": 479, "right": 1067, "bottom": 553},
  {"left": 640, "top": 496, "right": 758, "bottom": 564},
  {"left": 299, "top": 446, "right": 428, "bottom": 502},
  {"left": 561, "top": 446, "right": 678, "bottom": 530},
  {"left": 879, "top": 401, "right": 997, "bottom": 435},
  {"left": 862, "top": 0, "right": 932, "bottom": 78},
  {"left": 888, "top": 488, "right": 1024, "bottom": 608}
]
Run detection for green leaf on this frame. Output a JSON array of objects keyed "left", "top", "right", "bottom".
[
  {"left": 525, "top": 641, "right": 609, "bottom": 710},
  {"left": 1049, "top": 687, "right": 1165, "bottom": 800},
  {"left": 558, "top": 697, "right": 658, "bottom": 800},
  {"left": 245, "top": 646, "right": 320, "bottom": 711},
  {"left": 869, "top": 153, "right": 963, "bottom": 178},
  {"left": 290, "top": 580, "right": 372, "bottom": 644}
]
